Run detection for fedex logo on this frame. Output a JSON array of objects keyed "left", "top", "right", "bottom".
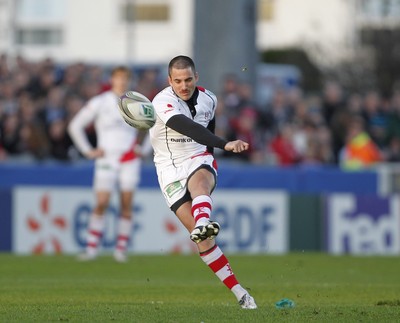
[{"left": 326, "top": 194, "right": 400, "bottom": 255}]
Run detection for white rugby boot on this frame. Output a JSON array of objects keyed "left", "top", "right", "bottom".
[
  {"left": 113, "top": 250, "right": 128, "bottom": 263},
  {"left": 239, "top": 293, "right": 258, "bottom": 309},
  {"left": 77, "top": 252, "right": 97, "bottom": 262}
]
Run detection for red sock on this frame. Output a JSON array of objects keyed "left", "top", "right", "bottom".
[
  {"left": 200, "top": 245, "right": 239, "bottom": 290},
  {"left": 86, "top": 214, "right": 104, "bottom": 256},
  {"left": 115, "top": 217, "right": 132, "bottom": 253},
  {"left": 116, "top": 235, "right": 129, "bottom": 252},
  {"left": 192, "top": 195, "right": 212, "bottom": 226}
]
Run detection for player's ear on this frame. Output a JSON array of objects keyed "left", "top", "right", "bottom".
[
  {"left": 168, "top": 75, "right": 173, "bottom": 86},
  {"left": 195, "top": 72, "right": 199, "bottom": 82}
]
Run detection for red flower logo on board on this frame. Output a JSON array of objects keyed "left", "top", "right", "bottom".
[
  {"left": 26, "top": 194, "right": 67, "bottom": 254},
  {"left": 164, "top": 217, "right": 197, "bottom": 254}
]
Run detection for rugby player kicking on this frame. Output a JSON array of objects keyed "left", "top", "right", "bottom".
[{"left": 149, "top": 56, "right": 257, "bottom": 309}]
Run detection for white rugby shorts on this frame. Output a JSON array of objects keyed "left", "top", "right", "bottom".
[
  {"left": 156, "top": 153, "right": 217, "bottom": 210},
  {"left": 93, "top": 156, "right": 141, "bottom": 192}
]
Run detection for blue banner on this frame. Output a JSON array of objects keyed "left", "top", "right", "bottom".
[
  {"left": 0, "top": 189, "right": 12, "bottom": 251},
  {"left": 325, "top": 194, "right": 400, "bottom": 255},
  {"left": 0, "top": 162, "right": 378, "bottom": 193}
]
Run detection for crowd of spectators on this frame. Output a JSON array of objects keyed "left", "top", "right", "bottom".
[
  {"left": 0, "top": 54, "right": 163, "bottom": 162},
  {"left": 1, "top": 54, "right": 400, "bottom": 169},
  {"left": 216, "top": 73, "right": 400, "bottom": 169}
]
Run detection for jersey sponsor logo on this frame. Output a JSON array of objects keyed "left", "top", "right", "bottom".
[
  {"left": 165, "top": 181, "right": 184, "bottom": 198},
  {"left": 170, "top": 138, "right": 193, "bottom": 143},
  {"left": 164, "top": 104, "right": 174, "bottom": 114}
]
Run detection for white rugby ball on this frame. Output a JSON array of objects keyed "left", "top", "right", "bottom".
[{"left": 118, "top": 91, "right": 156, "bottom": 130}]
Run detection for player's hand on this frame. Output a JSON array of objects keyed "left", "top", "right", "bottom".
[
  {"left": 86, "top": 148, "right": 105, "bottom": 159},
  {"left": 224, "top": 140, "right": 249, "bottom": 153}
]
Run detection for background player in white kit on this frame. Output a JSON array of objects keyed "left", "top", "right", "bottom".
[
  {"left": 149, "top": 56, "right": 257, "bottom": 309},
  {"left": 68, "top": 66, "right": 145, "bottom": 263}
]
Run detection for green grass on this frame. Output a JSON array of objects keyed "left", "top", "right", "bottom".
[{"left": 1, "top": 253, "right": 400, "bottom": 322}]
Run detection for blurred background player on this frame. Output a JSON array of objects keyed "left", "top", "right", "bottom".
[
  {"left": 68, "top": 66, "right": 146, "bottom": 262},
  {"left": 149, "top": 55, "right": 257, "bottom": 309}
]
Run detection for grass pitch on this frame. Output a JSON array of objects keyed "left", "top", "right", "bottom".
[{"left": 0, "top": 253, "right": 399, "bottom": 322}]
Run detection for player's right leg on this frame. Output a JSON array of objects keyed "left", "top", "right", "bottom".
[
  {"left": 79, "top": 160, "right": 116, "bottom": 261},
  {"left": 78, "top": 191, "right": 111, "bottom": 261},
  {"left": 175, "top": 202, "right": 257, "bottom": 309}
]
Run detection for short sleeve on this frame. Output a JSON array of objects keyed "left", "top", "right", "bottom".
[{"left": 153, "top": 97, "right": 183, "bottom": 124}]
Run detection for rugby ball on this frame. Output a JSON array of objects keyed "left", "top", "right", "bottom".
[{"left": 118, "top": 91, "right": 156, "bottom": 130}]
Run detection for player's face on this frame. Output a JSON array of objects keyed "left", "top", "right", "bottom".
[
  {"left": 168, "top": 67, "right": 198, "bottom": 101},
  {"left": 111, "top": 71, "right": 130, "bottom": 95}
]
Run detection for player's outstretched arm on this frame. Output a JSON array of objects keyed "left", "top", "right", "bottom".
[
  {"left": 224, "top": 140, "right": 249, "bottom": 153},
  {"left": 166, "top": 114, "right": 227, "bottom": 149},
  {"left": 166, "top": 115, "right": 249, "bottom": 153}
]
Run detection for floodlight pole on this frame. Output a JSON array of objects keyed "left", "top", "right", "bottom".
[{"left": 194, "top": 0, "right": 258, "bottom": 94}]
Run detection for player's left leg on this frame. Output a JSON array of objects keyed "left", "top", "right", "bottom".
[
  {"left": 114, "top": 190, "right": 134, "bottom": 262},
  {"left": 175, "top": 202, "right": 257, "bottom": 309},
  {"left": 187, "top": 168, "right": 220, "bottom": 243},
  {"left": 78, "top": 157, "right": 118, "bottom": 261},
  {"left": 199, "top": 242, "right": 257, "bottom": 309}
]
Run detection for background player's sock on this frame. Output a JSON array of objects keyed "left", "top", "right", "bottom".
[
  {"left": 192, "top": 195, "right": 212, "bottom": 227},
  {"left": 200, "top": 245, "right": 247, "bottom": 301},
  {"left": 115, "top": 217, "right": 132, "bottom": 254},
  {"left": 86, "top": 213, "right": 105, "bottom": 256}
]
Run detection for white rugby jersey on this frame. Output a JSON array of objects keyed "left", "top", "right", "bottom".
[
  {"left": 68, "top": 91, "right": 138, "bottom": 157},
  {"left": 149, "top": 86, "right": 217, "bottom": 167}
]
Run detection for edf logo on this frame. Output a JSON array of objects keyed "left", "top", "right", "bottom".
[
  {"left": 326, "top": 194, "right": 400, "bottom": 255},
  {"left": 213, "top": 205, "right": 275, "bottom": 251},
  {"left": 212, "top": 191, "right": 288, "bottom": 254},
  {"left": 73, "top": 203, "right": 142, "bottom": 250}
]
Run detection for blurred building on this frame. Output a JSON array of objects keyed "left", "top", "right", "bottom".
[
  {"left": 0, "top": 0, "right": 399, "bottom": 66},
  {"left": 0, "top": 0, "right": 194, "bottom": 64}
]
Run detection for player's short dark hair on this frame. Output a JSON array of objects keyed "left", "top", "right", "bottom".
[
  {"left": 168, "top": 56, "right": 196, "bottom": 76},
  {"left": 111, "top": 66, "right": 132, "bottom": 77}
]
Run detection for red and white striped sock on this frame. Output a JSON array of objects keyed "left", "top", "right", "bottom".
[
  {"left": 192, "top": 195, "right": 212, "bottom": 227},
  {"left": 86, "top": 214, "right": 105, "bottom": 256},
  {"left": 200, "top": 245, "right": 248, "bottom": 301},
  {"left": 115, "top": 217, "right": 132, "bottom": 254}
]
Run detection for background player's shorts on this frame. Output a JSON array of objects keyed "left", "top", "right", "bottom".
[
  {"left": 156, "top": 153, "right": 217, "bottom": 209},
  {"left": 94, "top": 156, "right": 141, "bottom": 192}
]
